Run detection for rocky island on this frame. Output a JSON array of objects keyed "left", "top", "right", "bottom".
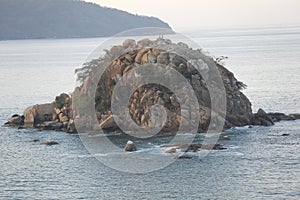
[{"left": 5, "top": 38, "right": 300, "bottom": 138}]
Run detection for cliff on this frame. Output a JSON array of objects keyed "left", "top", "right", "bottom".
[{"left": 0, "top": 0, "right": 173, "bottom": 40}]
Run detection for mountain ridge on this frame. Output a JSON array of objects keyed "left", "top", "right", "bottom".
[{"left": 0, "top": 0, "right": 173, "bottom": 40}]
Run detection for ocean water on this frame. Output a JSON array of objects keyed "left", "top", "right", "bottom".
[{"left": 0, "top": 25, "right": 299, "bottom": 199}]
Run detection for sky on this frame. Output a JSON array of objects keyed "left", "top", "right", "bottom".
[{"left": 86, "top": 0, "right": 300, "bottom": 31}]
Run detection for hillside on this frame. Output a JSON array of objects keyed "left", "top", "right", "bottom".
[{"left": 0, "top": 0, "right": 173, "bottom": 40}]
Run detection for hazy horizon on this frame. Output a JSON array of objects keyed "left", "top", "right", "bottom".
[{"left": 86, "top": 0, "right": 300, "bottom": 31}]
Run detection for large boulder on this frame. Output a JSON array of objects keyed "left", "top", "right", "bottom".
[
  {"left": 123, "top": 39, "right": 136, "bottom": 49},
  {"left": 55, "top": 93, "right": 70, "bottom": 109},
  {"left": 99, "top": 115, "right": 118, "bottom": 131},
  {"left": 23, "top": 103, "right": 55, "bottom": 127}
]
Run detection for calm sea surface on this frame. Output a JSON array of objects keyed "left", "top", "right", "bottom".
[{"left": 0, "top": 26, "right": 299, "bottom": 199}]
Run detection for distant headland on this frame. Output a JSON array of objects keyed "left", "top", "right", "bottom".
[{"left": 0, "top": 0, "right": 173, "bottom": 40}]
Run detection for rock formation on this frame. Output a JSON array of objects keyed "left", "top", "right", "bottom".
[
  {"left": 5, "top": 38, "right": 300, "bottom": 136},
  {"left": 6, "top": 93, "right": 77, "bottom": 133},
  {"left": 74, "top": 37, "right": 254, "bottom": 134}
]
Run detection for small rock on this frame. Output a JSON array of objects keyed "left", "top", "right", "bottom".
[
  {"left": 44, "top": 140, "right": 59, "bottom": 146},
  {"left": 282, "top": 133, "right": 290, "bottom": 136},
  {"left": 124, "top": 140, "right": 136, "bottom": 152}
]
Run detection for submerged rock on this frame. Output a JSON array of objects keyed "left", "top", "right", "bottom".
[
  {"left": 219, "top": 136, "right": 231, "bottom": 141},
  {"left": 44, "top": 140, "right": 59, "bottom": 146}
]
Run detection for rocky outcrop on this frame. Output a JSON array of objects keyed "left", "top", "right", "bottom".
[
  {"left": 251, "top": 108, "right": 298, "bottom": 126},
  {"left": 5, "top": 93, "right": 77, "bottom": 133},
  {"left": 5, "top": 38, "right": 300, "bottom": 136},
  {"left": 251, "top": 108, "right": 274, "bottom": 126},
  {"left": 79, "top": 38, "right": 254, "bottom": 135}
]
